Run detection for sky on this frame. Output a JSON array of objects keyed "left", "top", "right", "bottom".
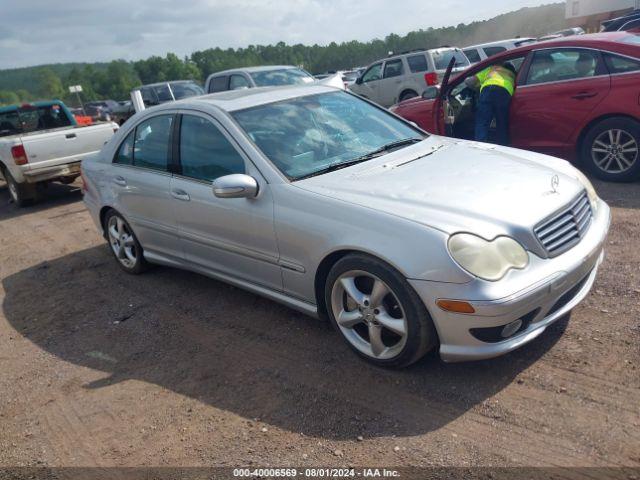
[{"left": 0, "top": 0, "right": 552, "bottom": 69}]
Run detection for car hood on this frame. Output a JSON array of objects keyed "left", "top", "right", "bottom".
[{"left": 295, "top": 136, "right": 585, "bottom": 252}]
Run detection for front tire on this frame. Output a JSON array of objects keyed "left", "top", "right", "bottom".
[
  {"left": 581, "top": 117, "right": 640, "bottom": 182},
  {"left": 105, "top": 210, "right": 148, "bottom": 274},
  {"left": 324, "top": 254, "right": 437, "bottom": 367}
]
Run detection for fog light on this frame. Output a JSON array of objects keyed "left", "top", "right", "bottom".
[{"left": 501, "top": 319, "right": 523, "bottom": 338}]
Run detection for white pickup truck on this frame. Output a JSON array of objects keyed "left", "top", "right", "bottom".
[{"left": 0, "top": 101, "right": 117, "bottom": 206}]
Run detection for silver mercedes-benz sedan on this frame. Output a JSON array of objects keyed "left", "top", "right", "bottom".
[{"left": 82, "top": 84, "right": 610, "bottom": 367}]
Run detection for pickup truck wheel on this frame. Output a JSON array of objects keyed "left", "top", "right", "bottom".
[
  {"left": 325, "top": 253, "right": 437, "bottom": 368},
  {"left": 105, "top": 211, "right": 148, "bottom": 274},
  {"left": 4, "top": 169, "right": 36, "bottom": 207},
  {"left": 581, "top": 117, "right": 640, "bottom": 182}
]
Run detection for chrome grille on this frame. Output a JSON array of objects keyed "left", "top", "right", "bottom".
[{"left": 534, "top": 191, "right": 592, "bottom": 257}]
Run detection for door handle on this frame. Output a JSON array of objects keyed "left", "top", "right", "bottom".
[
  {"left": 171, "top": 189, "right": 190, "bottom": 201},
  {"left": 571, "top": 92, "right": 597, "bottom": 100},
  {"left": 113, "top": 175, "right": 127, "bottom": 186},
  {"left": 65, "top": 133, "right": 77, "bottom": 139}
]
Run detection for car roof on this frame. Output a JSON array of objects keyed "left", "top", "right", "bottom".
[
  {"left": 132, "top": 80, "right": 199, "bottom": 90},
  {"left": 475, "top": 31, "right": 639, "bottom": 62},
  {"left": 209, "top": 65, "right": 298, "bottom": 76},
  {"left": 446, "top": 31, "right": 640, "bottom": 85},
  {"left": 155, "top": 84, "right": 338, "bottom": 113},
  {"left": 463, "top": 38, "right": 536, "bottom": 49}
]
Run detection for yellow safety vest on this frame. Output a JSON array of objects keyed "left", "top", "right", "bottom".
[{"left": 476, "top": 66, "right": 516, "bottom": 96}]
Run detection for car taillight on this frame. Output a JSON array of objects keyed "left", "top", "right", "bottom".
[
  {"left": 424, "top": 72, "right": 438, "bottom": 86},
  {"left": 11, "top": 145, "right": 28, "bottom": 165}
]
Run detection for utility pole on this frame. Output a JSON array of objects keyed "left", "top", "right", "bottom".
[{"left": 68, "top": 85, "right": 86, "bottom": 116}]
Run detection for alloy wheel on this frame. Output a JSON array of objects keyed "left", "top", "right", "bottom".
[
  {"left": 591, "top": 128, "right": 638, "bottom": 174},
  {"left": 107, "top": 215, "right": 138, "bottom": 269},
  {"left": 330, "top": 270, "right": 408, "bottom": 360}
]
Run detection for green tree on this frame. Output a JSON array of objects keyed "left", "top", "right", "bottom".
[
  {"left": 36, "top": 68, "right": 65, "bottom": 100},
  {"left": 0, "top": 90, "right": 19, "bottom": 106}
]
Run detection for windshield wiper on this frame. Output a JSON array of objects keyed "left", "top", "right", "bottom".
[{"left": 294, "top": 138, "right": 422, "bottom": 181}]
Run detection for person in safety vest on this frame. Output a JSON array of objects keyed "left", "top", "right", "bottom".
[{"left": 465, "top": 62, "right": 517, "bottom": 146}]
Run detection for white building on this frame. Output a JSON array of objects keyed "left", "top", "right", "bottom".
[{"left": 566, "top": 0, "right": 638, "bottom": 31}]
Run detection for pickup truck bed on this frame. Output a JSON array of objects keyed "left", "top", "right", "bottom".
[{"left": 0, "top": 101, "right": 117, "bottom": 206}]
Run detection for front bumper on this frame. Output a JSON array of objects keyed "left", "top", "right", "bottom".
[{"left": 409, "top": 200, "right": 611, "bottom": 362}]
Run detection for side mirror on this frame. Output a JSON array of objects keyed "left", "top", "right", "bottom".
[
  {"left": 212, "top": 174, "right": 259, "bottom": 199},
  {"left": 422, "top": 86, "right": 440, "bottom": 100},
  {"left": 355, "top": 76, "right": 363, "bottom": 85}
]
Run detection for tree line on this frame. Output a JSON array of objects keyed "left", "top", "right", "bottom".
[{"left": 0, "top": 3, "right": 564, "bottom": 107}]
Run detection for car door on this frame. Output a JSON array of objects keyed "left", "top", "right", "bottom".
[
  {"left": 509, "top": 48, "right": 611, "bottom": 157},
  {"left": 110, "top": 113, "right": 180, "bottom": 258},
  {"left": 351, "top": 62, "right": 383, "bottom": 103},
  {"left": 170, "top": 111, "right": 282, "bottom": 291},
  {"left": 377, "top": 58, "right": 405, "bottom": 106}
]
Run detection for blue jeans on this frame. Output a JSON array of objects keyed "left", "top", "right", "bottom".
[{"left": 475, "top": 85, "right": 511, "bottom": 146}]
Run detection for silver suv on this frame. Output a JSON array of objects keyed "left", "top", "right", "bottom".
[{"left": 348, "top": 47, "right": 470, "bottom": 107}]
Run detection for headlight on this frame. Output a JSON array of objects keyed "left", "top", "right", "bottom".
[
  {"left": 574, "top": 169, "right": 598, "bottom": 212},
  {"left": 448, "top": 233, "right": 529, "bottom": 281}
]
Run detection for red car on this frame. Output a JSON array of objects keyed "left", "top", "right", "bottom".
[{"left": 390, "top": 32, "right": 640, "bottom": 182}]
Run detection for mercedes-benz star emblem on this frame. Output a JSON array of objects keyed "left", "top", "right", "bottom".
[{"left": 550, "top": 174, "right": 560, "bottom": 194}]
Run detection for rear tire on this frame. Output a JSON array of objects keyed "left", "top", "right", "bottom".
[
  {"left": 104, "top": 210, "right": 149, "bottom": 274},
  {"left": 3, "top": 168, "right": 36, "bottom": 207},
  {"left": 581, "top": 117, "right": 640, "bottom": 182},
  {"left": 324, "top": 253, "right": 437, "bottom": 368}
]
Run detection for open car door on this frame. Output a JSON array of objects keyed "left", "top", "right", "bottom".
[{"left": 433, "top": 57, "right": 456, "bottom": 136}]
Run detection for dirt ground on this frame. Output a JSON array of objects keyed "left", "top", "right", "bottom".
[{"left": 0, "top": 178, "right": 638, "bottom": 474}]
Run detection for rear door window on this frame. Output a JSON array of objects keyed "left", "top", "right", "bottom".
[
  {"left": 526, "top": 49, "right": 603, "bottom": 85},
  {"left": 114, "top": 130, "right": 135, "bottom": 165},
  {"left": 132, "top": 115, "right": 173, "bottom": 172},
  {"left": 603, "top": 52, "right": 640, "bottom": 74},
  {"left": 407, "top": 54, "right": 428, "bottom": 72},
  {"left": 383, "top": 59, "right": 404, "bottom": 78}
]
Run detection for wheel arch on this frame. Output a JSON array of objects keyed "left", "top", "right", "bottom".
[
  {"left": 99, "top": 206, "right": 132, "bottom": 239},
  {"left": 398, "top": 89, "right": 418, "bottom": 102},
  {"left": 313, "top": 248, "right": 411, "bottom": 320},
  {"left": 576, "top": 113, "right": 640, "bottom": 162}
]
